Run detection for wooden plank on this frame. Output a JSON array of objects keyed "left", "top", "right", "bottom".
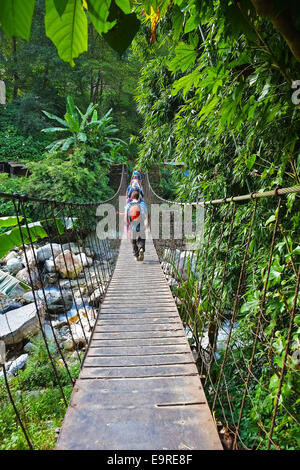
[
  {"left": 87, "top": 345, "right": 191, "bottom": 355},
  {"left": 80, "top": 363, "right": 198, "bottom": 379},
  {"left": 84, "top": 354, "right": 195, "bottom": 367},
  {"left": 56, "top": 404, "right": 222, "bottom": 450},
  {"left": 99, "top": 307, "right": 178, "bottom": 313},
  {"left": 94, "top": 324, "right": 183, "bottom": 332},
  {"left": 69, "top": 375, "right": 207, "bottom": 406},
  {"left": 89, "top": 338, "right": 188, "bottom": 347},
  {"left": 97, "top": 317, "right": 180, "bottom": 324},
  {"left": 91, "top": 331, "right": 187, "bottom": 340}
]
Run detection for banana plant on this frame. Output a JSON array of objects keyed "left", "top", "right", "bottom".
[
  {"left": 41, "top": 96, "right": 95, "bottom": 152},
  {"left": 0, "top": 216, "right": 48, "bottom": 260},
  {"left": 0, "top": 270, "right": 31, "bottom": 296},
  {"left": 42, "top": 96, "right": 127, "bottom": 155}
]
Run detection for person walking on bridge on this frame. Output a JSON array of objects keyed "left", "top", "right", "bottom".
[{"left": 125, "top": 189, "right": 148, "bottom": 261}]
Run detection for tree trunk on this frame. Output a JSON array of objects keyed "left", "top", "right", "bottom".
[
  {"left": 43, "top": 63, "right": 49, "bottom": 89},
  {"left": 12, "top": 37, "right": 19, "bottom": 99},
  {"left": 90, "top": 69, "right": 94, "bottom": 102},
  {"left": 251, "top": 0, "right": 300, "bottom": 63}
]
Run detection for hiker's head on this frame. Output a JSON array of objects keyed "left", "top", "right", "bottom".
[{"left": 131, "top": 190, "right": 140, "bottom": 200}]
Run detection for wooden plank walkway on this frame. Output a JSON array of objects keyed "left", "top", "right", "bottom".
[{"left": 55, "top": 235, "right": 222, "bottom": 450}]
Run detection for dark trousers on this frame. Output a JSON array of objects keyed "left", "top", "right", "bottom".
[{"left": 131, "top": 235, "right": 145, "bottom": 257}]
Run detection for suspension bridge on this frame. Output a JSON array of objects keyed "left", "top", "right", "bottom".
[
  {"left": 55, "top": 235, "right": 222, "bottom": 450},
  {"left": 0, "top": 166, "right": 299, "bottom": 450}
]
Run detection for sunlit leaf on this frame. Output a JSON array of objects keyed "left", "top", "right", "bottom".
[
  {"left": 87, "top": 0, "right": 116, "bottom": 35},
  {"left": 45, "top": 0, "right": 88, "bottom": 66},
  {"left": 0, "top": 216, "right": 24, "bottom": 228}
]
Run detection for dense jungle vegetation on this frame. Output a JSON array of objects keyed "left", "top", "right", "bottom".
[{"left": 0, "top": 0, "right": 299, "bottom": 450}]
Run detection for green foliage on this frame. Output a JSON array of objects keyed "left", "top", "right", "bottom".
[
  {"left": 0, "top": 336, "right": 81, "bottom": 450},
  {"left": 0, "top": 220, "right": 48, "bottom": 259},
  {"left": 0, "top": 0, "right": 35, "bottom": 41},
  {"left": 0, "top": 102, "right": 51, "bottom": 162},
  {"left": 24, "top": 148, "right": 114, "bottom": 203}
]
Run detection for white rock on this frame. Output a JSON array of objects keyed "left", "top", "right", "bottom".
[
  {"left": 0, "top": 302, "right": 45, "bottom": 345},
  {"left": 62, "top": 242, "right": 80, "bottom": 254},
  {"left": 22, "top": 288, "right": 73, "bottom": 314},
  {"left": 24, "top": 342, "right": 34, "bottom": 353},
  {"left": 43, "top": 324, "right": 55, "bottom": 343},
  {"left": 2, "top": 251, "right": 19, "bottom": 263},
  {"left": 21, "top": 247, "right": 38, "bottom": 268},
  {"left": 16, "top": 266, "right": 42, "bottom": 290},
  {"left": 37, "top": 244, "right": 62, "bottom": 262},
  {"left": 45, "top": 258, "right": 55, "bottom": 273},
  {"left": 6, "top": 257, "right": 23, "bottom": 275},
  {"left": 7, "top": 354, "right": 28, "bottom": 376},
  {"left": 77, "top": 253, "right": 93, "bottom": 268}
]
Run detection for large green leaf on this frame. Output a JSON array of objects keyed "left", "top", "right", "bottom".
[
  {"left": 87, "top": 0, "right": 116, "bottom": 35},
  {"left": 0, "top": 270, "right": 31, "bottom": 296},
  {"left": 61, "top": 136, "right": 76, "bottom": 150},
  {"left": 0, "top": 0, "right": 35, "bottom": 40},
  {"left": 115, "top": 0, "right": 131, "bottom": 14},
  {"left": 45, "top": 0, "right": 88, "bottom": 66},
  {"left": 0, "top": 222, "right": 48, "bottom": 259},
  {"left": 42, "top": 110, "right": 70, "bottom": 127},
  {"left": 41, "top": 127, "right": 70, "bottom": 133},
  {"left": 169, "top": 43, "right": 198, "bottom": 73},
  {"left": 0, "top": 216, "right": 24, "bottom": 228}
]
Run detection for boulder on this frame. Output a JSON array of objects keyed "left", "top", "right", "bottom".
[
  {"left": 37, "top": 244, "right": 62, "bottom": 263},
  {"left": 54, "top": 250, "right": 83, "bottom": 279},
  {"left": 62, "top": 338, "right": 74, "bottom": 351},
  {"left": 80, "top": 247, "right": 95, "bottom": 258},
  {"left": 77, "top": 253, "right": 93, "bottom": 268},
  {"left": 21, "top": 247, "right": 38, "bottom": 269},
  {"left": 43, "top": 324, "right": 55, "bottom": 343},
  {"left": 62, "top": 242, "right": 80, "bottom": 254},
  {"left": 23, "top": 288, "right": 73, "bottom": 314},
  {"left": 70, "top": 319, "right": 89, "bottom": 346},
  {"left": 24, "top": 342, "right": 34, "bottom": 353},
  {"left": 45, "top": 258, "right": 55, "bottom": 273},
  {"left": 44, "top": 272, "right": 59, "bottom": 285},
  {"left": 2, "top": 250, "right": 19, "bottom": 264},
  {"left": 16, "top": 266, "right": 42, "bottom": 290},
  {"left": 0, "top": 302, "right": 45, "bottom": 345},
  {"left": 0, "top": 301, "right": 23, "bottom": 315},
  {"left": 161, "top": 262, "right": 174, "bottom": 275},
  {"left": 6, "top": 354, "right": 29, "bottom": 376},
  {"left": 6, "top": 257, "right": 23, "bottom": 275}
]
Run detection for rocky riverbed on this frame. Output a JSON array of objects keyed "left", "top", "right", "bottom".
[{"left": 0, "top": 237, "right": 118, "bottom": 378}]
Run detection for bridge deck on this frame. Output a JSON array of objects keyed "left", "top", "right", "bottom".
[{"left": 55, "top": 236, "right": 222, "bottom": 450}]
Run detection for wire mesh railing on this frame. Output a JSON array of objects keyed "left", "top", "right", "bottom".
[
  {"left": 145, "top": 175, "right": 300, "bottom": 450},
  {"left": 0, "top": 166, "right": 127, "bottom": 450}
]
